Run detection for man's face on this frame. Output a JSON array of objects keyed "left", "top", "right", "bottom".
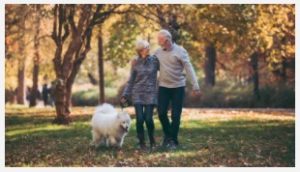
[{"left": 157, "top": 34, "right": 166, "bottom": 47}]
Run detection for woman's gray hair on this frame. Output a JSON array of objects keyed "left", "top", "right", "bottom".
[
  {"left": 158, "top": 29, "right": 172, "bottom": 42},
  {"left": 135, "top": 39, "right": 150, "bottom": 51}
]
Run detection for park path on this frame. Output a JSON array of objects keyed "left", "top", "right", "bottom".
[{"left": 5, "top": 105, "right": 295, "bottom": 121}]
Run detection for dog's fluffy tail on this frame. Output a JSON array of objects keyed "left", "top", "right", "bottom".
[{"left": 94, "top": 103, "right": 117, "bottom": 116}]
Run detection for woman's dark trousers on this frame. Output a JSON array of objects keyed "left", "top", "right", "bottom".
[{"left": 134, "top": 104, "right": 155, "bottom": 146}]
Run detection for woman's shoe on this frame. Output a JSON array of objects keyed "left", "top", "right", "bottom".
[
  {"left": 149, "top": 136, "right": 156, "bottom": 146},
  {"left": 149, "top": 140, "right": 156, "bottom": 151},
  {"left": 138, "top": 143, "right": 147, "bottom": 151}
]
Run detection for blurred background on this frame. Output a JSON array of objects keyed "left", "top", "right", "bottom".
[
  {"left": 5, "top": 4, "right": 295, "bottom": 108},
  {"left": 4, "top": 4, "right": 295, "bottom": 167}
]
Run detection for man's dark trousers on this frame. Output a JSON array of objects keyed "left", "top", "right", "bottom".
[{"left": 158, "top": 86, "right": 185, "bottom": 145}]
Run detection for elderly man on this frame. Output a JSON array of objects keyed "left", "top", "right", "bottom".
[{"left": 154, "top": 29, "right": 201, "bottom": 149}]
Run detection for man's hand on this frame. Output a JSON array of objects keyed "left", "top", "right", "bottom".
[{"left": 192, "top": 90, "right": 202, "bottom": 98}]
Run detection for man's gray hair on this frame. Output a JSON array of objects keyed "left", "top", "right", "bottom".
[{"left": 158, "top": 29, "right": 172, "bottom": 42}]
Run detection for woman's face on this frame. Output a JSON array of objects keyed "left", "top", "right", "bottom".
[{"left": 138, "top": 48, "right": 150, "bottom": 58}]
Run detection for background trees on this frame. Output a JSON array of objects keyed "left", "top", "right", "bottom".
[
  {"left": 50, "top": 4, "right": 132, "bottom": 124},
  {"left": 5, "top": 4, "right": 30, "bottom": 104},
  {"left": 5, "top": 4, "right": 295, "bottom": 124}
]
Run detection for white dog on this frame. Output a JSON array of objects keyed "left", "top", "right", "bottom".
[{"left": 90, "top": 103, "right": 131, "bottom": 148}]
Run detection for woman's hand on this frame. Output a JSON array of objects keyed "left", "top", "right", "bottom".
[{"left": 120, "top": 96, "right": 127, "bottom": 104}]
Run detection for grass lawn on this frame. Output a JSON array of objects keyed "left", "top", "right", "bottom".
[{"left": 5, "top": 105, "right": 295, "bottom": 167}]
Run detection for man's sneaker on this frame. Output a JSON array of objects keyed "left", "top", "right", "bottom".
[
  {"left": 167, "top": 140, "right": 177, "bottom": 150},
  {"left": 161, "top": 137, "right": 171, "bottom": 148},
  {"left": 173, "top": 139, "right": 179, "bottom": 146}
]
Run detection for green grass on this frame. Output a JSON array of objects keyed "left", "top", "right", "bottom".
[{"left": 5, "top": 106, "right": 295, "bottom": 167}]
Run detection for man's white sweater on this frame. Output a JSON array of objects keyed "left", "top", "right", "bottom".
[{"left": 154, "top": 43, "right": 200, "bottom": 91}]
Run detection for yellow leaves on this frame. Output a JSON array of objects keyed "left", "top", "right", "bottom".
[
  {"left": 285, "top": 44, "right": 295, "bottom": 56},
  {"left": 265, "top": 36, "right": 273, "bottom": 49}
]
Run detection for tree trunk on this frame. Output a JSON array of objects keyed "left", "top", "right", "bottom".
[
  {"left": 156, "top": 8, "right": 180, "bottom": 43},
  {"left": 17, "top": 38, "right": 26, "bottom": 105},
  {"left": 98, "top": 34, "right": 105, "bottom": 104},
  {"left": 29, "top": 63, "right": 39, "bottom": 107},
  {"left": 16, "top": 10, "right": 27, "bottom": 105},
  {"left": 52, "top": 81, "right": 71, "bottom": 124},
  {"left": 51, "top": 4, "right": 118, "bottom": 124},
  {"left": 280, "top": 58, "right": 287, "bottom": 81},
  {"left": 52, "top": 42, "right": 87, "bottom": 125},
  {"left": 65, "top": 81, "right": 73, "bottom": 112},
  {"left": 250, "top": 52, "right": 260, "bottom": 99},
  {"left": 29, "top": 9, "right": 41, "bottom": 107},
  {"left": 17, "top": 60, "right": 25, "bottom": 104},
  {"left": 88, "top": 73, "right": 98, "bottom": 85},
  {"left": 204, "top": 43, "right": 216, "bottom": 86}
]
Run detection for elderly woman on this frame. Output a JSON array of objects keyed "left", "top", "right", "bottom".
[{"left": 121, "top": 40, "right": 159, "bottom": 150}]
